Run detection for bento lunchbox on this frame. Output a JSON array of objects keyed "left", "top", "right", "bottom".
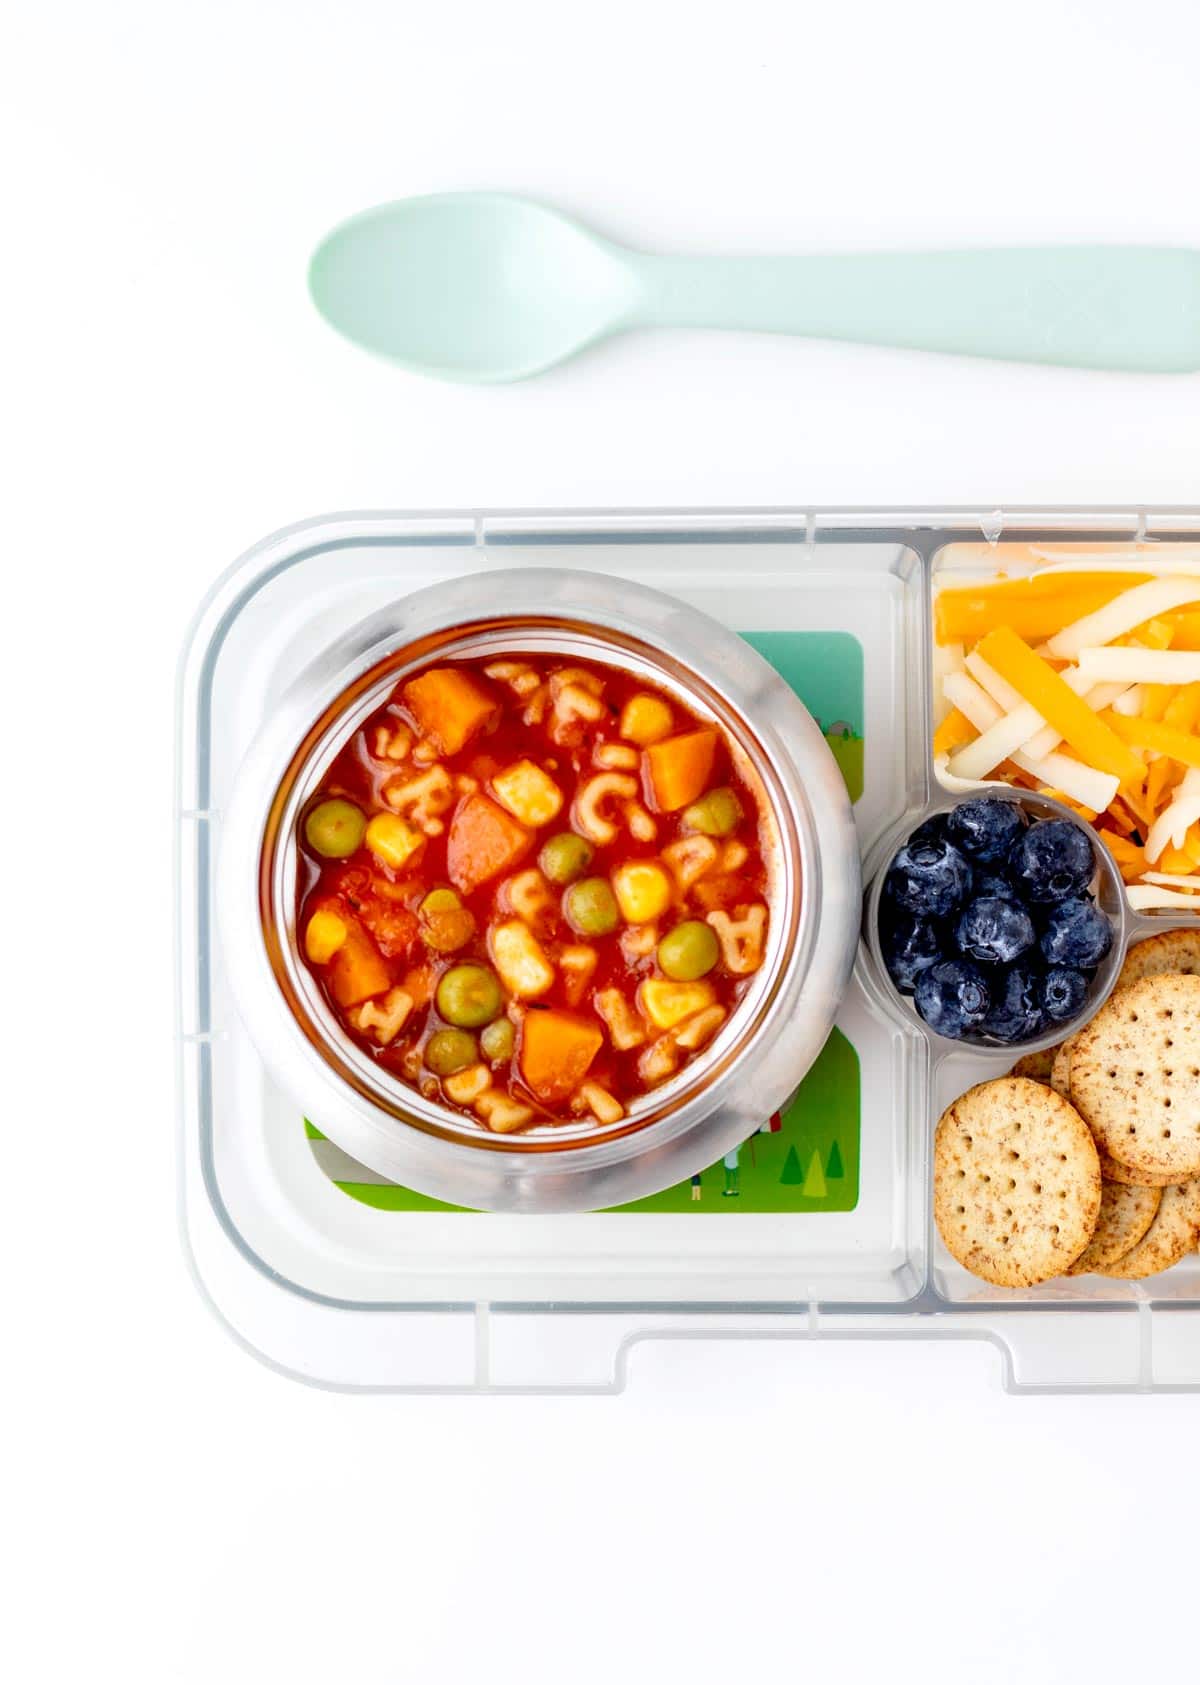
[{"left": 177, "top": 507, "right": 1200, "bottom": 1393}]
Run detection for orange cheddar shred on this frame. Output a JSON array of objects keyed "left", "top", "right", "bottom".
[
  {"left": 1166, "top": 611, "right": 1200, "bottom": 651},
  {"left": 1140, "top": 683, "right": 1175, "bottom": 722},
  {"left": 1103, "top": 711, "right": 1200, "bottom": 774},
  {"left": 976, "top": 626, "right": 1145, "bottom": 787},
  {"left": 1163, "top": 681, "right": 1200, "bottom": 735},
  {"left": 932, "top": 707, "right": 974, "bottom": 756},
  {"left": 934, "top": 573, "right": 1150, "bottom": 645}
]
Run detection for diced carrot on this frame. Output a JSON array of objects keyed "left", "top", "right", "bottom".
[
  {"left": 326, "top": 914, "right": 391, "bottom": 1008},
  {"left": 446, "top": 792, "right": 533, "bottom": 893},
  {"left": 934, "top": 573, "right": 1151, "bottom": 644},
  {"left": 642, "top": 728, "right": 718, "bottom": 813},
  {"left": 402, "top": 667, "right": 500, "bottom": 755},
  {"left": 1185, "top": 823, "right": 1200, "bottom": 868},
  {"left": 932, "top": 707, "right": 974, "bottom": 756},
  {"left": 518, "top": 1009, "right": 603, "bottom": 1105},
  {"left": 1104, "top": 711, "right": 1200, "bottom": 773},
  {"left": 976, "top": 627, "right": 1145, "bottom": 786}
]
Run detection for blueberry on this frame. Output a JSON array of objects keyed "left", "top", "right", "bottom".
[
  {"left": 881, "top": 913, "right": 942, "bottom": 992},
  {"left": 1040, "top": 967, "right": 1089, "bottom": 1024},
  {"left": 974, "top": 869, "right": 1019, "bottom": 902},
  {"left": 885, "top": 835, "right": 973, "bottom": 919},
  {"left": 1008, "top": 819, "right": 1094, "bottom": 903},
  {"left": 908, "top": 814, "right": 948, "bottom": 849},
  {"left": 946, "top": 797, "right": 1025, "bottom": 864},
  {"left": 1040, "top": 898, "right": 1113, "bottom": 969},
  {"left": 982, "top": 964, "right": 1045, "bottom": 1043},
  {"left": 955, "top": 896, "right": 1035, "bottom": 965},
  {"left": 914, "top": 960, "right": 992, "bottom": 1039}
]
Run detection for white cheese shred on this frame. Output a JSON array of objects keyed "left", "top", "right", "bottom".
[
  {"left": 1074, "top": 647, "right": 1200, "bottom": 686},
  {"left": 1041, "top": 577, "right": 1200, "bottom": 660},
  {"left": 1126, "top": 886, "right": 1200, "bottom": 911}
]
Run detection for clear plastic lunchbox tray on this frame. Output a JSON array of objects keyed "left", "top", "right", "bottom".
[{"left": 177, "top": 506, "right": 1200, "bottom": 1392}]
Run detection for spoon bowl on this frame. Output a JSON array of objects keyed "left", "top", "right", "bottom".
[{"left": 309, "top": 193, "right": 637, "bottom": 382}]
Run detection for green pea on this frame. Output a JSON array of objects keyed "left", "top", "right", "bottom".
[
  {"left": 304, "top": 798, "right": 366, "bottom": 858},
  {"left": 564, "top": 876, "right": 620, "bottom": 936},
  {"left": 682, "top": 787, "right": 742, "bottom": 838},
  {"left": 480, "top": 1017, "right": 516, "bottom": 1064},
  {"left": 424, "top": 1027, "right": 478, "bottom": 1076},
  {"left": 435, "top": 963, "right": 504, "bottom": 1028},
  {"left": 657, "top": 920, "right": 720, "bottom": 981},
  {"left": 419, "top": 887, "right": 476, "bottom": 953},
  {"left": 539, "top": 831, "right": 594, "bottom": 886}
]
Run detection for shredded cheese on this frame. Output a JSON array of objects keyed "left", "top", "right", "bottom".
[
  {"left": 1126, "top": 886, "right": 1200, "bottom": 911},
  {"left": 1041, "top": 577, "right": 1200, "bottom": 659},
  {"left": 1075, "top": 647, "right": 1200, "bottom": 686},
  {"left": 976, "top": 627, "right": 1144, "bottom": 786}
]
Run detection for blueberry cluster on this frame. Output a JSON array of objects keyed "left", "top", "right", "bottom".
[{"left": 879, "top": 797, "right": 1112, "bottom": 1043}]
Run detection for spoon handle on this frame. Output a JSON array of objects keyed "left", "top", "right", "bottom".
[{"left": 630, "top": 246, "right": 1200, "bottom": 372}]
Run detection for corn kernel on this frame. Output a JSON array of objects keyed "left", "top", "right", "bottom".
[
  {"left": 619, "top": 694, "right": 673, "bottom": 746},
  {"left": 638, "top": 978, "right": 717, "bottom": 1031},
  {"left": 612, "top": 860, "right": 673, "bottom": 924},
  {"left": 304, "top": 909, "right": 348, "bottom": 964},
  {"left": 365, "top": 812, "right": 425, "bottom": 870}
]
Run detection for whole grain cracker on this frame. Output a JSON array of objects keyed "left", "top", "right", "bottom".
[
  {"left": 1049, "top": 1037, "right": 1075, "bottom": 1098},
  {"left": 1103, "top": 1177, "right": 1200, "bottom": 1279},
  {"left": 1011, "top": 1047, "right": 1059, "bottom": 1084},
  {"left": 1096, "top": 1152, "right": 1180, "bottom": 1188},
  {"left": 1069, "top": 974, "right": 1200, "bottom": 1179},
  {"left": 1117, "top": 927, "right": 1200, "bottom": 989},
  {"left": 1066, "top": 1182, "right": 1162, "bottom": 1274},
  {"left": 934, "top": 1076, "right": 1102, "bottom": 1288}
]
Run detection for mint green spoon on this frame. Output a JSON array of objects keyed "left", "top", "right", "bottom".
[{"left": 309, "top": 193, "right": 1200, "bottom": 382}]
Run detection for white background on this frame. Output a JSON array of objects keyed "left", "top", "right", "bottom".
[{"left": 6, "top": 2, "right": 1199, "bottom": 1680}]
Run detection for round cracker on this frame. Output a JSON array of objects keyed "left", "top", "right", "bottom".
[
  {"left": 1096, "top": 1151, "right": 1180, "bottom": 1188},
  {"left": 935, "top": 1077, "right": 1102, "bottom": 1288},
  {"left": 1049, "top": 1037, "right": 1074, "bottom": 1098},
  {"left": 1103, "top": 1177, "right": 1200, "bottom": 1279},
  {"left": 1066, "top": 1182, "right": 1161, "bottom": 1274},
  {"left": 1069, "top": 974, "right": 1200, "bottom": 1179},
  {"left": 1011, "top": 1046, "right": 1058, "bottom": 1084},
  {"left": 1117, "top": 927, "right": 1200, "bottom": 990}
]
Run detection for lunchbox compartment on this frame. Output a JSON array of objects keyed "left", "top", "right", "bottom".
[{"left": 178, "top": 509, "right": 1200, "bottom": 1390}]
